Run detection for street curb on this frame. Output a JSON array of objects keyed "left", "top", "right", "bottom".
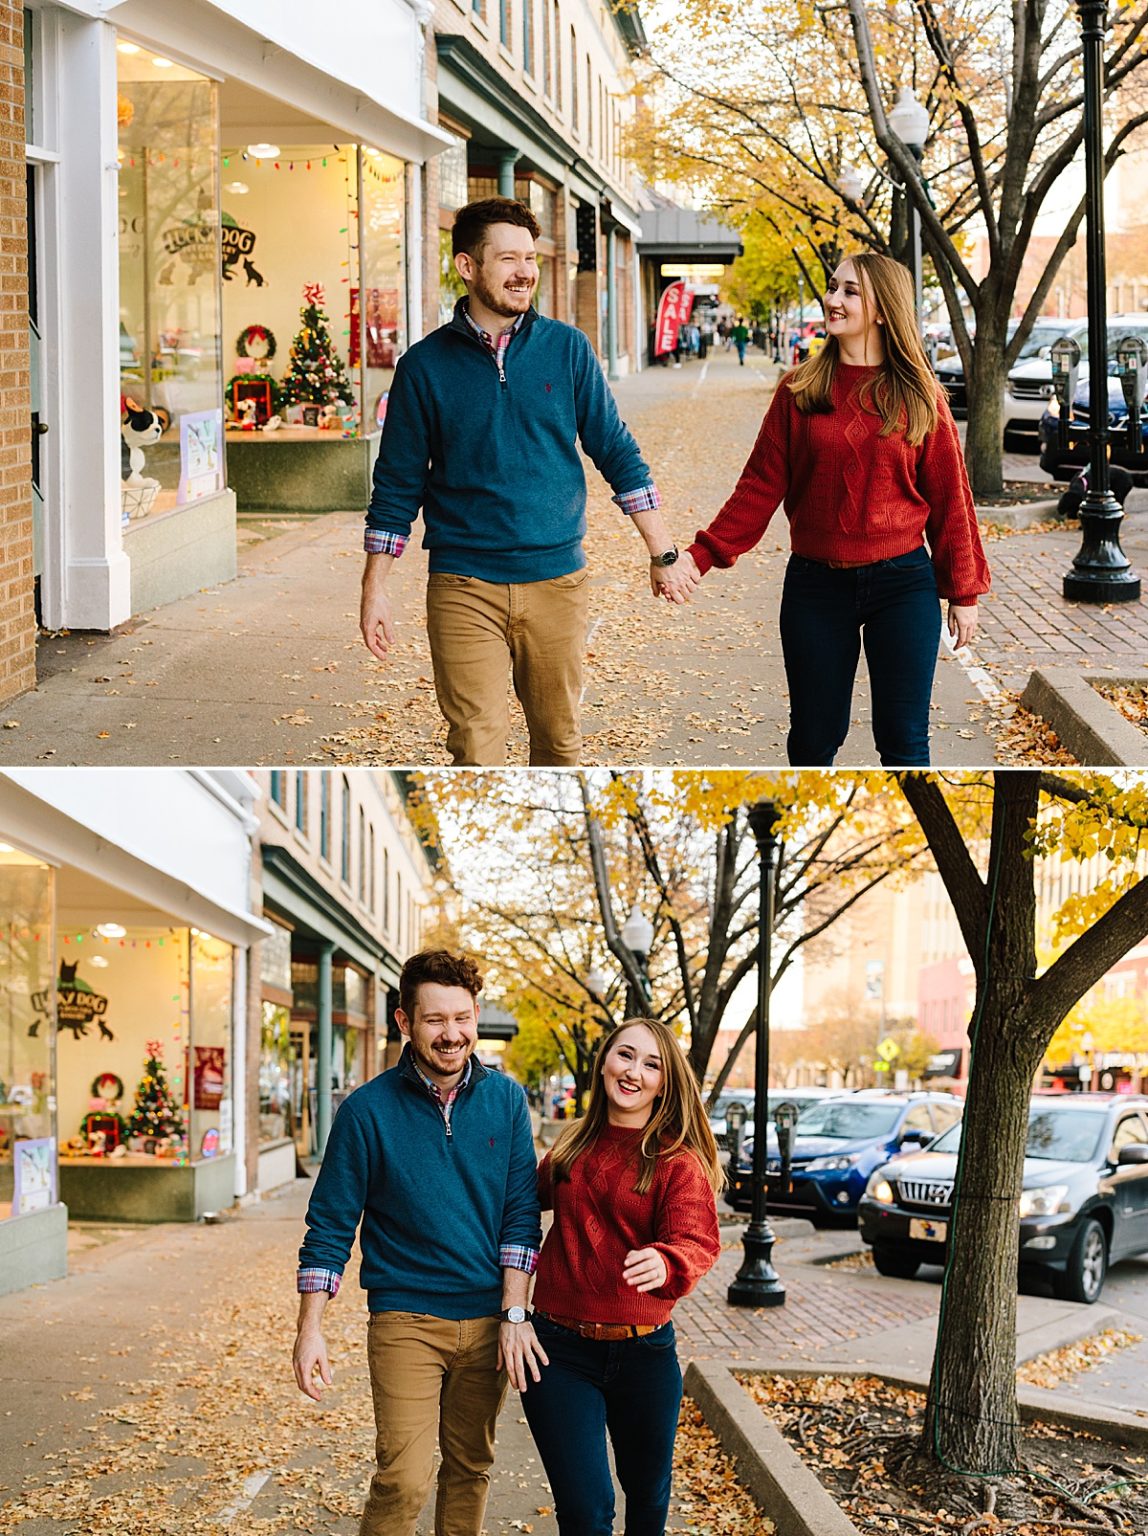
[
  {"left": 975, "top": 498, "right": 1062, "bottom": 527},
  {"left": 1020, "top": 666, "right": 1148, "bottom": 764},
  {"left": 686, "top": 1356, "right": 1148, "bottom": 1536}
]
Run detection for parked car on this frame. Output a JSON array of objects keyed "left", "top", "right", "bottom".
[
  {"left": 724, "top": 1091, "right": 964, "bottom": 1224},
  {"left": 934, "top": 316, "right": 1075, "bottom": 424},
  {"left": 1038, "top": 369, "right": 1148, "bottom": 485},
  {"left": 708, "top": 1085, "right": 841, "bottom": 1143},
  {"left": 1008, "top": 313, "right": 1148, "bottom": 456},
  {"left": 858, "top": 1093, "right": 1148, "bottom": 1303}
]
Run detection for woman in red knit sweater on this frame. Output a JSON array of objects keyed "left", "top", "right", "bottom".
[
  {"left": 521, "top": 1018, "right": 722, "bottom": 1535},
  {"left": 662, "top": 252, "right": 991, "bottom": 767}
]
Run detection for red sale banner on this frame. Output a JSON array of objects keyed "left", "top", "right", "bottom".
[{"left": 654, "top": 281, "right": 695, "bottom": 356}]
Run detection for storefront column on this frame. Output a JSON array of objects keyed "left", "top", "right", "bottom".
[
  {"left": 497, "top": 149, "right": 519, "bottom": 198},
  {"left": 316, "top": 942, "right": 335, "bottom": 1155},
  {"left": 54, "top": 11, "right": 131, "bottom": 630},
  {"left": 606, "top": 225, "right": 619, "bottom": 381}
]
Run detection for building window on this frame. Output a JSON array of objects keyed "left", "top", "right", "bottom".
[
  {"left": 571, "top": 28, "right": 578, "bottom": 130},
  {"left": 397, "top": 872, "right": 404, "bottom": 952},
  {"left": 587, "top": 57, "right": 593, "bottom": 151},
  {"left": 269, "top": 771, "right": 286, "bottom": 809},
  {"left": 543, "top": 0, "right": 552, "bottom": 95},
  {"left": 295, "top": 771, "right": 308, "bottom": 834},
  {"left": 553, "top": 3, "right": 562, "bottom": 109},
  {"left": 384, "top": 849, "right": 391, "bottom": 931},
  {"left": 523, "top": 0, "right": 534, "bottom": 73},
  {"left": 341, "top": 777, "right": 351, "bottom": 884},
  {"left": 358, "top": 808, "right": 367, "bottom": 903},
  {"left": 500, "top": 0, "right": 510, "bottom": 47},
  {"left": 320, "top": 774, "right": 331, "bottom": 861},
  {"left": 369, "top": 824, "right": 377, "bottom": 912}
]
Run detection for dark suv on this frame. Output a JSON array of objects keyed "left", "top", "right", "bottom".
[
  {"left": 858, "top": 1094, "right": 1148, "bottom": 1303},
  {"left": 725, "top": 1092, "right": 963, "bottom": 1225}
]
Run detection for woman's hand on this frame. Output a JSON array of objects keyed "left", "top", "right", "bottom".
[
  {"left": 622, "top": 1246, "right": 668, "bottom": 1292},
  {"left": 947, "top": 602, "right": 978, "bottom": 651},
  {"left": 652, "top": 549, "right": 702, "bottom": 604}
]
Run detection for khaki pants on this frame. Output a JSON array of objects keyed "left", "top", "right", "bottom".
[
  {"left": 425, "top": 569, "right": 590, "bottom": 766},
  {"left": 361, "top": 1311, "right": 507, "bottom": 1536}
]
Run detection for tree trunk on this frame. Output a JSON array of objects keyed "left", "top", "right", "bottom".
[{"left": 963, "top": 329, "right": 1008, "bottom": 499}]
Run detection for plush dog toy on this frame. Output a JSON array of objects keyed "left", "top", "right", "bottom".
[{"left": 120, "top": 398, "right": 169, "bottom": 485}]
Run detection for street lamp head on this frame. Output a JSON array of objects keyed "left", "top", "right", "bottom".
[
  {"left": 746, "top": 800, "right": 782, "bottom": 855},
  {"left": 887, "top": 86, "right": 929, "bottom": 152},
  {"left": 837, "top": 166, "right": 866, "bottom": 204},
  {"left": 585, "top": 965, "right": 608, "bottom": 1000},
  {"left": 620, "top": 901, "right": 654, "bottom": 958}
]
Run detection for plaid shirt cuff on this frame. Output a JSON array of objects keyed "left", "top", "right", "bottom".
[
  {"left": 500, "top": 1244, "right": 540, "bottom": 1275},
  {"left": 613, "top": 483, "right": 662, "bottom": 516},
  {"left": 297, "top": 1268, "right": 342, "bottom": 1296},
  {"left": 364, "top": 529, "right": 408, "bottom": 557}
]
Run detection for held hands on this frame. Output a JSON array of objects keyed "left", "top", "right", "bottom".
[
  {"left": 498, "top": 1321, "right": 550, "bottom": 1392},
  {"left": 946, "top": 602, "right": 979, "bottom": 651},
  {"left": 623, "top": 1246, "right": 668, "bottom": 1293},
  {"left": 651, "top": 549, "right": 703, "bottom": 604},
  {"left": 293, "top": 1329, "right": 333, "bottom": 1402}
]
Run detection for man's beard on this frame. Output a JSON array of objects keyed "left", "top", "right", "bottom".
[{"left": 472, "top": 266, "right": 535, "bottom": 318}]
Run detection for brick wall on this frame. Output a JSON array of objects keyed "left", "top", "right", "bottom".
[{"left": 0, "top": 0, "right": 32, "bottom": 702}]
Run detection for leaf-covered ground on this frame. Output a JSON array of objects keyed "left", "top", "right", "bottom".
[{"left": 738, "top": 1372, "right": 1148, "bottom": 1536}]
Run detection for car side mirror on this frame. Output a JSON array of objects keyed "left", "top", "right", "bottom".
[
  {"left": 900, "top": 1129, "right": 931, "bottom": 1146},
  {"left": 1117, "top": 1143, "right": 1148, "bottom": 1166}
]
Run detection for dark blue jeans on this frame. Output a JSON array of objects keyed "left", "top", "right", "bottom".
[
  {"left": 779, "top": 546, "right": 942, "bottom": 767},
  {"left": 520, "top": 1315, "right": 683, "bottom": 1535}
]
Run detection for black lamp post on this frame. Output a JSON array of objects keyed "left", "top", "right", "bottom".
[
  {"left": 728, "top": 801, "right": 786, "bottom": 1310},
  {"left": 1063, "top": 0, "right": 1141, "bottom": 603},
  {"left": 887, "top": 86, "right": 929, "bottom": 328},
  {"left": 620, "top": 902, "right": 653, "bottom": 1018}
]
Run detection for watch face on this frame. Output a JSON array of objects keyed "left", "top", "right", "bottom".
[
  {"left": 655, "top": 548, "right": 679, "bottom": 567},
  {"left": 504, "top": 1305, "right": 527, "bottom": 1324}
]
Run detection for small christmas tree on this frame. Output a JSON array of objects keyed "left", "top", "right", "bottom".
[
  {"left": 279, "top": 281, "right": 355, "bottom": 409},
  {"left": 126, "top": 1040, "right": 186, "bottom": 1146}
]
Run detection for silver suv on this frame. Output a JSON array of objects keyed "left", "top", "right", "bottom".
[{"left": 1005, "top": 314, "right": 1148, "bottom": 450}]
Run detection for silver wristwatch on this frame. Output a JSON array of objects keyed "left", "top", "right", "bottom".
[
  {"left": 651, "top": 546, "right": 679, "bottom": 567},
  {"left": 500, "top": 1306, "right": 530, "bottom": 1324}
]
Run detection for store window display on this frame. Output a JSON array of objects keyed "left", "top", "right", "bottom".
[
  {"left": 0, "top": 848, "right": 56, "bottom": 1223},
  {"left": 116, "top": 46, "right": 225, "bottom": 525}
]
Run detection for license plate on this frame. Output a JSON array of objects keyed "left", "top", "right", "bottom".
[{"left": 909, "top": 1217, "right": 947, "bottom": 1242}]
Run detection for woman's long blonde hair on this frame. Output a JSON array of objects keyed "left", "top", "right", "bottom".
[
  {"left": 549, "top": 1018, "right": 724, "bottom": 1196},
  {"left": 788, "top": 252, "right": 939, "bottom": 446}
]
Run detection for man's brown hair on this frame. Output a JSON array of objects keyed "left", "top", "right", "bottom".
[
  {"left": 398, "top": 949, "right": 483, "bottom": 1020},
  {"left": 451, "top": 197, "right": 541, "bottom": 262}
]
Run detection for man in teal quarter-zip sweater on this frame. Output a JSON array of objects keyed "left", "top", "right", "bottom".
[
  {"left": 292, "top": 949, "right": 545, "bottom": 1536},
  {"left": 359, "top": 196, "right": 686, "bottom": 767}
]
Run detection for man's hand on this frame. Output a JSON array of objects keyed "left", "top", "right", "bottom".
[
  {"left": 622, "top": 1246, "right": 669, "bottom": 1292},
  {"left": 498, "top": 1320, "right": 549, "bottom": 1392},
  {"left": 652, "top": 549, "right": 702, "bottom": 604},
  {"left": 293, "top": 1327, "right": 333, "bottom": 1402},
  {"left": 947, "top": 602, "right": 978, "bottom": 651},
  {"left": 360, "top": 553, "right": 397, "bottom": 660}
]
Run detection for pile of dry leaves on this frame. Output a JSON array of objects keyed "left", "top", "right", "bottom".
[
  {"left": 1091, "top": 681, "right": 1148, "bottom": 736},
  {"left": 738, "top": 1372, "right": 1148, "bottom": 1536}
]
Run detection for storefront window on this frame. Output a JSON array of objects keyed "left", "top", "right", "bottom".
[
  {"left": 359, "top": 149, "right": 407, "bottom": 435},
  {"left": 260, "top": 919, "right": 292, "bottom": 993},
  {"left": 0, "top": 848, "right": 55, "bottom": 1222},
  {"left": 117, "top": 47, "right": 224, "bottom": 525},
  {"left": 189, "top": 930, "right": 232, "bottom": 1159},
  {"left": 259, "top": 1001, "right": 294, "bottom": 1144}
]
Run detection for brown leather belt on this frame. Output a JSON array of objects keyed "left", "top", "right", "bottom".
[
  {"left": 824, "top": 558, "right": 872, "bottom": 569},
  {"left": 534, "top": 1309, "right": 659, "bottom": 1341}
]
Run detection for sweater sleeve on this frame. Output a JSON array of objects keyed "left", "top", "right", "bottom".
[
  {"left": 500, "top": 1083, "right": 544, "bottom": 1254},
  {"left": 365, "top": 353, "right": 431, "bottom": 540},
  {"left": 916, "top": 391, "right": 992, "bottom": 605},
  {"left": 648, "top": 1151, "right": 721, "bottom": 1302},
  {"left": 687, "top": 378, "right": 793, "bottom": 575},
  {"left": 297, "top": 1097, "right": 372, "bottom": 1280},
  {"left": 572, "top": 332, "right": 654, "bottom": 496}
]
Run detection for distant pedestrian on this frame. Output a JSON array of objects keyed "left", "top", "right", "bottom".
[
  {"left": 655, "top": 252, "right": 991, "bottom": 767},
  {"left": 521, "top": 1019, "right": 722, "bottom": 1536},
  {"left": 360, "top": 196, "right": 684, "bottom": 766},
  {"left": 731, "top": 317, "right": 750, "bottom": 366},
  {"left": 293, "top": 948, "right": 546, "bottom": 1536}
]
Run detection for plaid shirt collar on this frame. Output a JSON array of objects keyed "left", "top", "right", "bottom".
[
  {"left": 462, "top": 300, "right": 524, "bottom": 361},
  {"left": 414, "top": 1054, "right": 473, "bottom": 1108}
]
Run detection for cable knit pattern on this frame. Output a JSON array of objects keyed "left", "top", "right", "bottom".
[
  {"left": 532, "top": 1125, "right": 721, "bottom": 1327},
  {"left": 688, "top": 365, "right": 991, "bottom": 605}
]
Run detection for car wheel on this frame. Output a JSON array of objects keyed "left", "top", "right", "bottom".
[
  {"left": 1056, "top": 1217, "right": 1107, "bottom": 1304},
  {"left": 871, "top": 1246, "right": 921, "bottom": 1280}
]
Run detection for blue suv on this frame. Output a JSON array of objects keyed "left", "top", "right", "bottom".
[{"left": 725, "top": 1092, "right": 964, "bottom": 1226}]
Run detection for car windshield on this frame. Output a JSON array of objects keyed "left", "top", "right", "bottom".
[
  {"left": 929, "top": 1105, "right": 1108, "bottom": 1161},
  {"left": 793, "top": 1102, "right": 902, "bottom": 1139},
  {"left": 1018, "top": 324, "right": 1072, "bottom": 360},
  {"left": 711, "top": 1093, "right": 753, "bottom": 1118}
]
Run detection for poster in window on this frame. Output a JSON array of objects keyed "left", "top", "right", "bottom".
[
  {"left": 349, "top": 287, "right": 398, "bottom": 369},
  {"left": 194, "top": 1046, "right": 226, "bottom": 1111},
  {"left": 13, "top": 1138, "right": 56, "bottom": 1214},
  {"left": 178, "top": 409, "right": 223, "bottom": 503}
]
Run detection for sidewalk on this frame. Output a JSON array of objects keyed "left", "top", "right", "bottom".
[
  {"left": 1, "top": 1184, "right": 1139, "bottom": 1536},
  {"left": 0, "top": 346, "right": 1001, "bottom": 767}
]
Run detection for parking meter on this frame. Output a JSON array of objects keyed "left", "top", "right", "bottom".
[
  {"left": 774, "top": 1100, "right": 800, "bottom": 1193},
  {"left": 1115, "top": 335, "right": 1148, "bottom": 455},
  {"left": 1050, "top": 336, "right": 1082, "bottom": 452},
  {"left": 725, "top": 1098, "right": 748, "bottom": 1161}
]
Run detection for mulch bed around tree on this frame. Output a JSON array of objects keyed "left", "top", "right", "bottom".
[{"left": 737, "top": 1372, "right": 1148, "bottom": 1536}]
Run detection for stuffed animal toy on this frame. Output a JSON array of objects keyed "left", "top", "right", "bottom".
[{"left": 120, "top": 398, "right": 168, "bottom": 485}]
